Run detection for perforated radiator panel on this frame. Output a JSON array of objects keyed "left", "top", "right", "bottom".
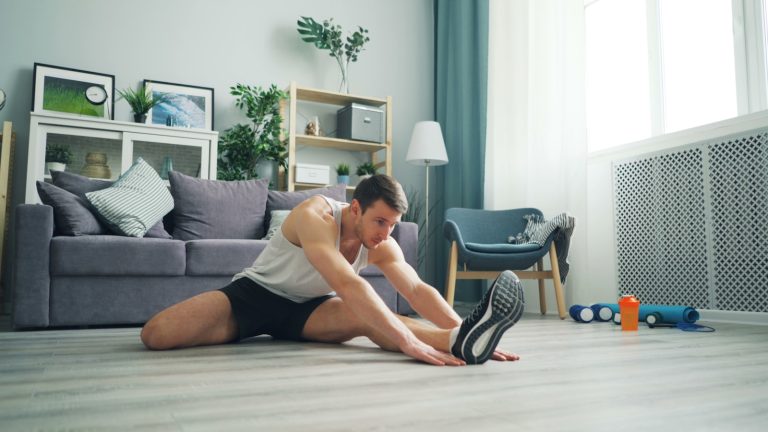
[{"left": 613, "top": 130, "right": 768, "bottom": 312}]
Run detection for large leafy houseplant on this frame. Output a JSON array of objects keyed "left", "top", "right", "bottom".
[
  {"left": 217, "top": 84, "right": 288, "bottom": 182},
  {"left": 297, "top": 16, "right": 370, "bottom": 93}
]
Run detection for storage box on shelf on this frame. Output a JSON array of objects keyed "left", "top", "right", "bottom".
[
  {"left": 281, "top": 82, "right": 392, "bottom": 191},
  {"left": 25, "top": 112, "right": 219, "bottom": 203}
]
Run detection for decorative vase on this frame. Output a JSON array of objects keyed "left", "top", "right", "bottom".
[
  {"left": 337, "top": 175, "right": 350, "bottom": 185},
  {"left": 81, "top": 152, "right": 111, "bottom": 179},
  {"left": 338, "top": 61, "right": 349, "bottom": 94},
  {"left": 160, "top": 156, "right": 174, "bottom": 180},
  {"left": 134, "top": 113, "right": 147, "bottom": 123},
  {"left": 255, "top": 159, "right": 277, "bottom": 187},
  {"left": 358, "top": 174, "right": 372, "bottom": 184}
]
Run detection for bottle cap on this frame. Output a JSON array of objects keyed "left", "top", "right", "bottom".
[{"left": 618, "top": 294, "right": 640, "bottom": 306}]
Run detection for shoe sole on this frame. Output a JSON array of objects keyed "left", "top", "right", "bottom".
[{"left": 461, "top": 271, "right": 524, "bottom": 364}]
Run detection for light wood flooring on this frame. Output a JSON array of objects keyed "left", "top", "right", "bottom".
[{"left": 1, "top": 310, "right": 767, "bottom": 432}]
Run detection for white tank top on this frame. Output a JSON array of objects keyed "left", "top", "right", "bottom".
[{"left": 234, "top": 196, "right": 368, "bottom": 303}]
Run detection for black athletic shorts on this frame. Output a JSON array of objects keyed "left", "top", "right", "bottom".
[{"left": 219, "top": 277, "right": 334, "bottom": 342}]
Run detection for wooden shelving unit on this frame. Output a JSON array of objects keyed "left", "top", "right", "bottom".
[{"left": 282, "top": 82, "right": 392, "bottom": 191}]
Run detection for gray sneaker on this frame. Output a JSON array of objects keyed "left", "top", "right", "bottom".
[{"left": 451, "top": 270, "right": 525, "bottom": 364}]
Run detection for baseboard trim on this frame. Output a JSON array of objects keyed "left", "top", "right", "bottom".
[{"left": 698, "top": 309, "right": 768, "bottom": 326}]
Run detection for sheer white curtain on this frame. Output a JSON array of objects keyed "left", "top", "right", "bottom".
[{"left": 485, "top": 0, "right": 589, "bottom": 307}]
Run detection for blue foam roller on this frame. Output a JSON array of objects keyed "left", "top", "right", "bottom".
[{"left": 596, "top": 303, "right": 699, "bottom": 324}]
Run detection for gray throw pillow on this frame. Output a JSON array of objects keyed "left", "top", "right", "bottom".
[
  {"left": 36, "top": 181, "right": 107, "bottom": 236},
  {"left": 168, "top": 171, "right": 269, "bottom": 240},
  {"left": 50, "top": 170, "right": 171, "bottom": 238},
  {"left": 86, "top": 158, "right": 174, "bottom": 238}
]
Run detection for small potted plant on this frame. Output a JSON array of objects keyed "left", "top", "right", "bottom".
[
  {"left": 45, "top": 143, "right": 73, "bottom": 173},
  {"left": 336, "top": 163, "right": 350, "bottom": 185},
  {"left": 117, "top": 83, "right": 167, "bottom": 123},
  {"left": 355, "top": 161, "right": 377, "bottom": 183}
]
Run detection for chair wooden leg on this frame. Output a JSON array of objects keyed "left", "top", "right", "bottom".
[
  {"left": 549, "top": 242, "right": 567, "bottom": 319},
  {"left": 537, "top": 258, "right": 547, "bottom": 315},
  {"left": 445, "top": 241, "right": 458, "bottom": 307}
]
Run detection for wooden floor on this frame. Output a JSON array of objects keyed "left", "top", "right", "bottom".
[{"left": 1, "top": 311, "right": 767, "bottom": 432}]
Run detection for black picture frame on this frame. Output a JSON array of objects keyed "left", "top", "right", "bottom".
[
  {"left": 143, "top": 80, "right": 214, "bottom": 130},
  {"left": 32, "top": 63, "right": 115, "bottom": 120}
]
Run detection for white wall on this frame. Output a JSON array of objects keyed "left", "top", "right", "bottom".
[{"left": 0, "top": 0, "right": 436, "bottom": 310}]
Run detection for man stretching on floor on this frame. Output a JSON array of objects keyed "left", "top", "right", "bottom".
[{"left": 141, "top": 175, "right": 524, "bottom": 366}]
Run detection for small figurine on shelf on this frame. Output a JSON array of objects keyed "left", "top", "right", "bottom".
[{"left": 305, "top": 116, "right": 320, "bottom": 136}]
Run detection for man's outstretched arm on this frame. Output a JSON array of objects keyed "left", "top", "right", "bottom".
[
  {"left": 293, "top": 206, "right": 463, "bottom": 366},
  {"left": 373, "top": 240, "right": 461, "bottom": 328}
]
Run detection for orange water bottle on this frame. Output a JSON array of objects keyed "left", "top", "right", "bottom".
[{"left": 618, "top": 295, "right": 640, "bottom": 331}]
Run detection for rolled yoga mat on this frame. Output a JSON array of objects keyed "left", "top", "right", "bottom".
[{"left": 596, "top": 303, "right": 700, "bottom": 324}]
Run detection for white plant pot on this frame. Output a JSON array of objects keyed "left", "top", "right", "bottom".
[{"left": 46, "top": 162, "right": 66, "bottom": 174}]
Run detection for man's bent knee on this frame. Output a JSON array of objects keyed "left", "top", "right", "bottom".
[{"left": 141, "top": 317, "right": 176, "bottom": 350}]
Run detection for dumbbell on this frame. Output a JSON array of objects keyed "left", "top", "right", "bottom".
[
  {"left": 646, "top": 312, "right": 676, "bottom": 328},
  {"left": 590, "top": 304, "right": 614, "bottom": 322},
  {"left": 569, "top": 305, "right": 595, "bottom": 323}
]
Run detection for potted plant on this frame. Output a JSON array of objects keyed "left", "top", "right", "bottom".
[
  {"left": 336, "top": 163, "right": 350, "bottom": 185},
  {"left": 217, "top": 84, "right": 288, "bottom": 187},
  {"left": 117, "top": 83, "right": 167, "bottom": 123},
  {"left": 45, "top": 143, "right": 73, "bottom": 173},
  {"left": 297, "top": 16, "right": 370, "bottom": 93},
  {"left": 355, "top": 161, "right": 377, "bottom": 183}
]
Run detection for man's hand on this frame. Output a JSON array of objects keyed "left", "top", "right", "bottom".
[
  {"left": 490, "top": 348, "right": 520, "bottom": 361},
  {"left": 400, "top": 337, "right": 466, "bottom": 366}
]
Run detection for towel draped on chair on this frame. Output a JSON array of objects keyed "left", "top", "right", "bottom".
[{"left": 509, "top": 212, "right": 575, "bottom": 284}]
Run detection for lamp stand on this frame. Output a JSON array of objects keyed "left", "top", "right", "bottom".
[{"left": 424, "top": 160, "right": 432, "bottom": 281}]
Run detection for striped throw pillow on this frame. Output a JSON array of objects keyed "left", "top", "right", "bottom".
[{"left": 86, "top": 158, "right": 174, "bottom": 237}]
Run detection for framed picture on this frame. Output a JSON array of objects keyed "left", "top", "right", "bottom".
[
  {"left": 144, "top": 80, "right": 214, "bottom": 130},
  {"left": 32, "top": 63, "right": 115, "bottom": 120}
]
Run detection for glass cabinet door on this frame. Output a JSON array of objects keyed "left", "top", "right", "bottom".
[{"left": 125, "top": 133, "right": 209, "bottom": 181}]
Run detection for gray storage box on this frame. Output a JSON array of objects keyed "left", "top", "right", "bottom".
[{"left": 337, "top": 103, "right": 385, "bottom": 143}]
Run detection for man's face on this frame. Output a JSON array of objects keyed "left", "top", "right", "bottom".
[{"left": 353, "top": 199, "right": 401, "bottom": 249}]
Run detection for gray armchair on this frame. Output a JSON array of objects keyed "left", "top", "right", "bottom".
[{"left": 443, "top": 207, "right": 566, "bottom": 319}]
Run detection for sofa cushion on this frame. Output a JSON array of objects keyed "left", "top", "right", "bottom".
[
  {"left": 185, "top": 239, "right": 268, "bottom": 276},
  {"left": 50, "top": 170, "right": 171, "bottom": 239},
  {"left": 37, "top": 181, "right": 107, "bottom": 236},
  {"left": 267, "top": 184, "right": 347, "bottom": 211},
  {"left": 169, "top": 171, "right": 269, "bottom": 240},
  {"left": 51, "top": 236, "right": 186, "bottom": 276},
  {"left": 86, "top": 158, "right": 175, "bottom": 237},
  {"left": 265, "top": 184, "right": 347, "bottom": 228}
]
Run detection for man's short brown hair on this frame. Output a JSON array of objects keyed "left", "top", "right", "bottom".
[{"left": 352, "top": 174, "right": 408, "bottom": 214}]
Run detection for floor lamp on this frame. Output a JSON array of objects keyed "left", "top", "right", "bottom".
[{"left": 406, "top": 121, "right": 448, "bottom": 280}]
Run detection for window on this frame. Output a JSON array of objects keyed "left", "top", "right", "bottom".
[
  {"left": 586, "top": 0, "right": 768, "bottom": 152},
  {"left": 586, "top": 0, "right": 651, "bottom": 152},
  {"left": 660, "top": 0, "right": 737, "bottom": 132}
]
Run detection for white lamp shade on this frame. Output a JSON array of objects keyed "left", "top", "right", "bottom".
[{"left": 406, "top": 121, "right": 448, "bottom": 166}]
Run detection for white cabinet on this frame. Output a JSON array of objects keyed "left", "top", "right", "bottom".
[{"left": 25, "top": 112, "right": 218, "bottom": 203}]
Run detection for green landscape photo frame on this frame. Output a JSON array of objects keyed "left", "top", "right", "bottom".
[{"left": 32, "top": 63, "right": 115, "bottom": 120}]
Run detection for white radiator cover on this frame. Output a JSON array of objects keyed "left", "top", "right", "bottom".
[{"left": 613, "top": 129, "right": 768, "bottom": 313}]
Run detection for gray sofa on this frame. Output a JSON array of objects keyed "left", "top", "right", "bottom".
[{"left": 11, "top": 175, "right": 417, "bottom": 330}]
